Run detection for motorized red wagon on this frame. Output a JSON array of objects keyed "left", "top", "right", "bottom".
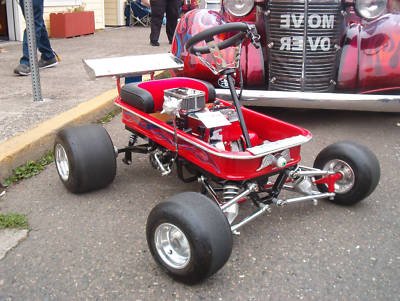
[{"left": 55, "top": 23, "right": 380, "bottom": 283}]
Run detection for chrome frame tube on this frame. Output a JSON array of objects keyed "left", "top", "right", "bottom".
[
  {"left": 198, "top": 176, "right": 220, "bottom": 204},
  {"left": 274, "top": 192, "right": 334, "bottom": 206},
  {"left": 297, "top": 165, "right": 325, "bottom": 172},
  {"left": 152, "top": 152, "right": 171, "bottom": 176},
  {"left": 230, "top": 191, "right": 334, "bottom": 232},
  {"left": 292, "top": 170, "right": 331, "bottom": 177},
  {"left": 231, "top": 204, "right": 271, "bottom": 232}
]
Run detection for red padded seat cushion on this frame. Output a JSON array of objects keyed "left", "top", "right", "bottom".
[{"left": 120, "top": 77, "right": 216, "bottom": 113}]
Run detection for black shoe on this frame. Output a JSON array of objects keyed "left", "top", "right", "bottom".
[
  {"left": 38, "top": 57, "right": 58, "bottom": 69},
  {"left": 13, "top": 64, "right": 31, "bottom": 76},
  {"left": 150, "top": 40, "right": 160, "bottom": 46}
]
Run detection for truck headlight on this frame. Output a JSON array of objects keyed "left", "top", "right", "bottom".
[
  {"left": 223, "top": 0, "right": 254, "bottom": 17},
  {"left": 355, "top": 0, "right": 387, "bottom": 19}
]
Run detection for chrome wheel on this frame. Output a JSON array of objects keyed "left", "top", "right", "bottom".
[
  {"left": 323, "top": 159, "right": 355, "bottom": 194},
  {"left": 55, "top": 143, "right": 69, "bottom": 181},
  {"left": 154, "top": 223, "right": 191, "bottom": 269},
  {"left": 314, "top": 141, "right": 380, "bottom": 205}
]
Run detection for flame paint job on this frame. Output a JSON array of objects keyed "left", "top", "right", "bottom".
[
  {"left": 338, "top": 13, "right": 400, "bottom": 92},
  {"left": 172, "top": 9, "right": 264, "bottom": 87},
  {"left": 172, "top": 3, "right": 400, "bottom": 93},
  {"left": 358, "top": 14, "right": 400, "bottom": 92}
]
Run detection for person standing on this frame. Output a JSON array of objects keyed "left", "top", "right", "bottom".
[
  {"left": 14, "top": 0, "right": 58, "bottom": 76},
  {"left": 149, "top": 0, "right": 179, "bottom": 46}
]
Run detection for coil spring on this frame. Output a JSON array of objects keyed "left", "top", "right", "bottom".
[{"left": 222, "top": 184, "right": 240, "bottom": 202}]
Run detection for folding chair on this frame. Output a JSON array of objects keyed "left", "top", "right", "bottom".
[{"left": 129, "top": 0, "right": 151, "bottom": 27}]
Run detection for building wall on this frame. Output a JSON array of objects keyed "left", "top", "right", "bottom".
[
  {"left": 104, "top": 0, "right": 125, "bottom": 26},
  {"left": 104, "top": 0, "right": 118, "bottom": 26},
  {"left": 82, "top": 0, "right": 105, "bottom": 29}
]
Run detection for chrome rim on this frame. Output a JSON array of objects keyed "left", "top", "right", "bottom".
[
  {"left": 55, "top": 144, "right": 70, "bottom": 181},
  {"left": 323, "top": 159, "right": 355, "bottom": 194},
  {"left": 154, "top": 223, "right": 191, "bottom": 269}
]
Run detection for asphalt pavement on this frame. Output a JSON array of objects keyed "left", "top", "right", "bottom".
[
  {"left": 0, "top": 24, "right": 399, "bottom": 300},
  {"left": 0, "top": 107, "right": 399, "bottom": 300}
]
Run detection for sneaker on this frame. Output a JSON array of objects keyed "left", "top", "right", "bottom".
[
  {"left": 150, "top": 40, "right": 160, "bottom": 47},
  {"left": 13, "top": 64, "right": 31, "bottom": 76},
  {"left": 38, "top": 57, "right": 58, "bottom": 69}
]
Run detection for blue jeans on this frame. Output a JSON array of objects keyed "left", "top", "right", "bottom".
[{"left": 19, "top": 0, "right": 55, "bottom": 65}]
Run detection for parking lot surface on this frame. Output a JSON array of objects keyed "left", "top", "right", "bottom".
[{"left": 0, "top": 108, "right": 399, "bottom": 300}]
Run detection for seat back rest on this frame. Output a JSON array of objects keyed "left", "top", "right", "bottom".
[
  {"left": 138, "top": 77, "right": 216, "bottom": 112},
  {"left": 120, "top": 83, "right": 155, "bottom": 113}
]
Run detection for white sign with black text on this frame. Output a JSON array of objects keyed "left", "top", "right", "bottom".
[{"left": 278, "top": 14, "right": 335, "bottom": 52}]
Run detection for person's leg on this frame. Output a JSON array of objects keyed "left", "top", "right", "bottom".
[
  {"left": 18, "top": 0, "right": 29, "bottom": 65},
  {"left": 165, "top": 0, "right": 179, "bottom": 43},
  {"left": 32, "top": 0, "right": 55, "bottom": 61},
  {"left": 19, "top": 29, "right": 29, "bottom": 65},
  {"left": 150, "top": 0, "right": 166, "bottom": 45},
  {"left": 14, "top": 0, "right": 31, "bottom": 74},
  {"left": 19, "top": 0, "right": 54, "bottom": 62}
]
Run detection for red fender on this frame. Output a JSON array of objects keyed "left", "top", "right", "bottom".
[{"left": 338, "top": 13, "right": 400, "bottom": 93}]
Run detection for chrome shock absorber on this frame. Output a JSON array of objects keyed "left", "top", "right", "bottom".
[
  {"left": 222, "top": 184, "right": 240, "bottom": 224},
  {"left": 223, "top": 184, "right": 241, "bottom": 202}
]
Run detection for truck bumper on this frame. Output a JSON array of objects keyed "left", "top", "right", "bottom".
[{"left": 216, "top": 89, "right": 400, "bottom": 112}]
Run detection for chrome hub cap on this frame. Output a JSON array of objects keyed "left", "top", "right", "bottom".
[
  {"left": 154, "top": 223, "right": 191, "bottom": 269},
  {"left": 55, "top": 144, "right": 70, "bottom": 181},
  {"left": 323, "top": 159, "right": 355, "bottom": 193}
]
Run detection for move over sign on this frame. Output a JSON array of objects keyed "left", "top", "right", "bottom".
[{"left": 279, "top": 14, "right": 335, "bottom": 52}]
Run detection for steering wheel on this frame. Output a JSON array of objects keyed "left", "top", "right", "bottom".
[{"left": 185, "top": 22, "right": 250, "bottom": 55}]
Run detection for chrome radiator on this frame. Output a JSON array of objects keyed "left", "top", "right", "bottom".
[{"left": 266, "top": 0, "right": 343, "bottom": 92}]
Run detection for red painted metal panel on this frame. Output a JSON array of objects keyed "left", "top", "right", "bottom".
[
  {"left": 116, "top": 93, "right": 311, "bottom": 181},
  {"left": 358, "top": 14, "right": 400, "bottom": 92}
]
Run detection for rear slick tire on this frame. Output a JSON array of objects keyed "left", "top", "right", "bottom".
[
  {"left": 54, "top": 125, "right": 116, "bottom": 194},
  {"left": 313, "top": 141, "right": 380, "bottom": 205},
  {"left": 146, "top": 192, "right": 233, "bottom": 284}
]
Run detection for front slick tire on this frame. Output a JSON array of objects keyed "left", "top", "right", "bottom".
[
  {"left": 54, "top": 125, "right": 116, "bottom": 194},
  {"left": 313, "top": 141, "right": 380, "bottom": 205},
  {"left": 146, "top": 192, "right": 233, "bottom": 284}
]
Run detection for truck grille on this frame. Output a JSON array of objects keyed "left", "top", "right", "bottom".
[{"left": 266, "top": 0, "right": 343, "bottom": 92}]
